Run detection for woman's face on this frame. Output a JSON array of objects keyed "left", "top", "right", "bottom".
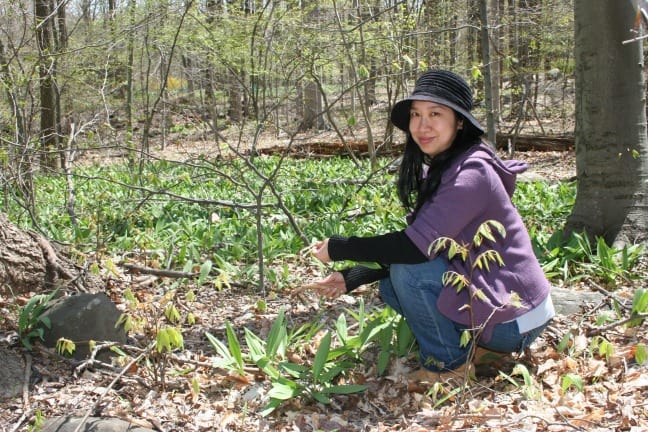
[{"left": 409, "top": 100, "right": 463, "bottom": 157}]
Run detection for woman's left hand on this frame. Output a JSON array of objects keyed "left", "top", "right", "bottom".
[{"left": 311, "top": 272, "right": 346, "bottom": 299}]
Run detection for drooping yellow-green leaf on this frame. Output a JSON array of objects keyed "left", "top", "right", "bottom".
[
  {"left": 474, "top": 289, "right": 488, "bottom": 302},
  {"left": 459, "top": 330, "right": 472, "bottom": 348},
  {"left": 636, "top": 344, "right": 647, "bottom": 365},
  {"left": 165, "top": 304, "right": 181, "bottom": 323},
  {"left": 56, "top": 337, "right": 76, "bottom": 356}
]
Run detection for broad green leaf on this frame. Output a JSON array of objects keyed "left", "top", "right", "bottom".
[
  {"left": 335, "top": 314, "right": 348, "bottom": 343},
  {"left": 312, "top": 392, "right": 330, "bottom": 404},
  {"left": 156, "top": 327, "right": 183, "bottom": 353},
  {"left": 156, "top": 329, "right": 171, "bottom": 353},
  {"left": 244, "top": 328, "right": 266, "bottom": 358},
  {"left": 377, "top": 350, "right": 390, "bottom": 375},
  {"left": 260, "top": 398, "right": 282, "bottom": 417},
  {"left": 186, "top": 290, "right": 196, "bottom": 302},
  {"left": 267, "top": 380, "right": 300, "bottom": 400},
  {"left": 266, "top": 309, "right": 287, "bottom": 359},
  {"left": 312, "top": 332, "right": 331, "bottom": 383},
  {"left": 251, "top": 355, "right": 280, "bottom": 380},
  {"left": 164, "top": 304, "right": 181, "bottom": 323},
  {"left": 205, "top": 332, "right": 236, "bottom": 366},
  {"left": 279, "top": 361, "right": 308, "bottom": 378},
  {"left": 199, "top": 260, "right": 212, "bottom": 284},
  {"left": 225, "top": 321, "right": 244, "bottom": 369}
]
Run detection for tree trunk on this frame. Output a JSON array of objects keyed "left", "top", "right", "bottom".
[
  {"left": 566, "top": 0, "right": 648, "bottom": 245},
  {"left": 126, "top": 0, "right": 136, "bottom": 164},
  {"left": 35, "top": 0, "right": 60, "bottom": 169},
  {"left": 479, "top": 0, "right": 497, "bottom": 145},
  {"left": 0, "top": 213, "right": 102, "bottom": 295},
  {"left": 298, "top": 2, "right": 326, "bottom": 132}
]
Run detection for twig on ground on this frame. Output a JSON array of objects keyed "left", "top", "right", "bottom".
[
  {"left": 586, "top": 312, "right": 648, "bottom": 337},
  {"left": 22, "top": 352, "right": 31, "bottom": 410},
  {"left": 120, "top": 261, "right": 248, "bottom": 288},
  {"left": 589, "top": 281, "right": 633, "bottom": 310},
  {"left": 9, "top": 353, "right": 34, "bottom": 432}
]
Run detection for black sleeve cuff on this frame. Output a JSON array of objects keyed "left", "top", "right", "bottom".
[
  {"left": 328, "top": 231, "right": 428, "bottom": 264},
  {"left": 340, "top": 265, "right": 390, "bottom": 293}
]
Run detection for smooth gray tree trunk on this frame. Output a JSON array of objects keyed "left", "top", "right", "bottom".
[{"left": 567, "top": 0, "right": 648, "bottom": 245}]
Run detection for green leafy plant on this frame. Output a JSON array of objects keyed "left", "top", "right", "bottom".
[
  {"left": 207, "top": 308, "right": 367, "bottom": 416},
  {"left": 261, "top": 330, "right": 367, "bottom": 416},
  {"left": 561, "top": 372, "right": 584, "bottom": 394},
  {"left": 55, "top": 337, "right": 76, "bottom": 356},
  {"left": 156, "top": 326, "right": 184, "bottom": 353},
  {"left": 499, "top": 364, "right": 543, "bottom": 400},
  {"left": 27, "top": 410, "right": 45, "bottom": 432},
  {"left": 206, "top": 322, "right": 246, "bottom": 376},
  {"left": 428, "top": 220, "right": 509, "bottom": 350},
  {"left": 18, "top": 289, "right": 59, "bottom": 350},
  {"left": 114, "top": 286, "right": 187, "bottom": 388},
  {"left": 538, "top": 231, "right": 644, "bottom": 284},
  {"left": 629, "top": 286, "right": 648, "bottom": 327}
]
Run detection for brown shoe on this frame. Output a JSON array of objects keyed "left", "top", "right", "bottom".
[
  {"left": 474, "top": 346, "right": 511, "bottom": 364},
  {"left": 473, "top": 347, "right": 513, "bottom": 377},
  {"left": 408, "top": 362, "right": 474, "bottom": 385}
]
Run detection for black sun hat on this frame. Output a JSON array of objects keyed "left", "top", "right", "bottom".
[{"left": 390, "top": 70, "right": 484, "bottom": 135}]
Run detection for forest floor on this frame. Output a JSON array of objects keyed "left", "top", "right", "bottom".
[{"left": 2, "top": 129, "right": 647, "bottom": 432}]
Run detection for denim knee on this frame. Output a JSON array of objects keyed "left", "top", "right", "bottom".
[{"left": 382, "top": 260, "right": 469, "bottom": 371}]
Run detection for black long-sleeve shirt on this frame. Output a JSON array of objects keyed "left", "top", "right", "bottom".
[{"left": 328, "top": 231, "right": 428, "bottom": 292}]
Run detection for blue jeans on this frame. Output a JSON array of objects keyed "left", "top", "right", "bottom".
[{"left": 378, "top": 259, "right": 549, "bottom": 372}]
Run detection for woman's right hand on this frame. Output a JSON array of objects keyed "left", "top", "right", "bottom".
[{"left": 311, "top": 239, "right": 331, "bottom": 263}]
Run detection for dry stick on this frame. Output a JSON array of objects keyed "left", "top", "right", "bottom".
[
  {"left": 587, "top": 312, "right": 648, "bottom": 337},
  {"left": 121, "top": 262, "right": 197, "bottom": 279},
  {"left": 589, "top": 281, "right": 634, "bottom": 310},
  {"left": 9, "top": 353, "right": 34, "bottom": 432},
  {"left": 119, "top": 262, "right": 249, "bottom": 288},
  {"left": 22, "top": 352, "right": 31, "bottom": 409},
  {"left": 72, "top": 342, "right": 155, "bottom": 432}
]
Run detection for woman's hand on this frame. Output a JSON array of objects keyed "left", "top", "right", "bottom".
[
  {"left": 311, "top": 239, "right": 331, "bottom": 263},
  {"left": 311, "top": 272, "right": 346, "bottom": 299}
]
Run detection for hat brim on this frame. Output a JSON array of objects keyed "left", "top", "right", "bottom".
[{"left": 390, "top": 95, "right": 484, "bottom": 135}]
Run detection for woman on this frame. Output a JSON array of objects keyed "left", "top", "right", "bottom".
[{"left": 309, "top": 69, "right": 554, "bottom": 383}]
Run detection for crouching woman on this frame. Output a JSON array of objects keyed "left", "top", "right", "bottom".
[{"left": 308, "top": 69, "right": 554, "bottom": 382}]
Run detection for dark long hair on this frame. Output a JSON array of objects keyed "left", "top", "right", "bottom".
[{"left": 397, "top": 113, "right": 483, "bottom": 216}]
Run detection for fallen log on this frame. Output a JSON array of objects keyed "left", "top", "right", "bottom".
[
  {"left": 495, "top": 133, "right": 574, "bottom": 151},
  {"left": 256, "top": 134, "right": 574, "bottom": 157}
]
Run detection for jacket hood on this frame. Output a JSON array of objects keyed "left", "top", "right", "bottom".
[{"left": 463, "top": 143, "right": 527, "bottom": 197}]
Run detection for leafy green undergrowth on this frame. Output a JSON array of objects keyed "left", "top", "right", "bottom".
[
  {"left": 9, "top": 155, "right": 402, "bottom": 286},
  {"left": 6, "top": 155, "right": 644, "bottom": 288}
]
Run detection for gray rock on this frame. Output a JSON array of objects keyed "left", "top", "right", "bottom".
[
  {"left": 551, "top": 285, "right": 605, "bottom": 316},
  {"left": 40, "top": 293, "right": 127, "bottom": 360},
  {"left": 0, "top": 345, "right": 25, "bottom": 399},
  {"left": 518, "top": 171, "right": 547, "bottom": 183},
  {"left": 42, "top": 417, "right": 154, "bottom": 431}
]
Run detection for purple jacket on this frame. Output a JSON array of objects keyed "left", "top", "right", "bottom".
[{"left": 404, "top": 143, "right": 551, "bottom": 342}]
